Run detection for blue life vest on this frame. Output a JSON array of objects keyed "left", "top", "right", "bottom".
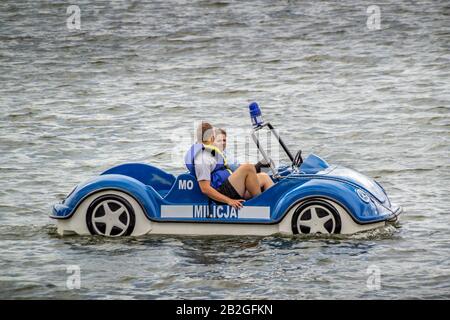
[
  {"left": 185, "top": 143, "right": 232, "bottom": 189},
  {"left": 223, "top": 150, "right": 240, "bottom": 172}
]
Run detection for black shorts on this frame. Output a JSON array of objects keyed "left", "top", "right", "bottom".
[{"left": 217, "top": 179, "right": 242, "bottom": 200}]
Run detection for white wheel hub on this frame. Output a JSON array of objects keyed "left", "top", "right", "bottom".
[
  {"left": 297, "top": 204, "right": 337, "bottom": 234},
  {"left": 91, "top": 199, "right": 130, "bottom": 237}
]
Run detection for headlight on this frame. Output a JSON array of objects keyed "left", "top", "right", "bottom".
[{"left": 356, "top": 189, "right": 370, "bottom": 203}]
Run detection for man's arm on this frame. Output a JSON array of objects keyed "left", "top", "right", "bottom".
[{"left": 198, "top": 181, "right": 244, "bottom": 209}]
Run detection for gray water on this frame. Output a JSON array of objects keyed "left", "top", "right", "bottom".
[{"left": 0, "top": 0, "right": 449, "bottom": 299}]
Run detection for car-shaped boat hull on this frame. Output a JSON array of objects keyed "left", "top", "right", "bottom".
[
  {"left": 52, "top": 104, "right": 401, "bottom": 237},
  {"left": 51, "top": 154, "right": 401, "bottom": 237}
]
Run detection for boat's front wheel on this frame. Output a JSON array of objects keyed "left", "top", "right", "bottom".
[
  {"left": 292, "top": 199, "right": 342, "bottom": 235},
  {"left": 86, "top": 194, "right": 136, "bottom": 237}
]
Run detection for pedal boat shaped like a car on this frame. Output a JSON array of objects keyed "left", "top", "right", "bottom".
[{"left": 51, "top": 104, "right": 402, "bottom": 237}]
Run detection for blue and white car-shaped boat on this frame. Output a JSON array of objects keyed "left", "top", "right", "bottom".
[{"left": 51, "top": 104, "right": 402, "bottom": 237}]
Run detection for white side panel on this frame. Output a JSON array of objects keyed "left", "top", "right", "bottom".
[
  {"left": 239, "top": 206, "right": 270, "bottom": 219},
  {"left": 160, "top": 205, "right": 271, "bottom": 220},
  {"left": 161, "top": 205, "right": 193, "bottom": 218},
  {"left": 148, "top": 222, "right": 278, "bottom": 236}
]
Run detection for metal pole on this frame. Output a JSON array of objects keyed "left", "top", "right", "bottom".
[
  {"left": 267, "top": 123, "right": 294, "bottom": 162},
  {"left": 251, "top": 130, "right": 278, "bottom": 177}
]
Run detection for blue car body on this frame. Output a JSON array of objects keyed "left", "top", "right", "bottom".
[{"left": 51, "top": 153, "right": 401, "bottom": 226}]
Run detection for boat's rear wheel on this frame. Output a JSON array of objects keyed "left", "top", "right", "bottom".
[
  {"left": 86, "top": 194, "right": 136, "bottom": 237},
  {"left": 292, "top": 199, "right": 342, "bottom": 234}
]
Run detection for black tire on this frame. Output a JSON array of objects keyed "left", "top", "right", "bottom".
[
  {"left": 292, "top": 199, "right": 342, "bottom": 235},
  {"left": 86, "top": 194, "right": 136, "bottom": 237}
]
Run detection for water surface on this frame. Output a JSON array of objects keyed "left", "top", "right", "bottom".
[{"left": 0, "top": 0, "right": 449, "bottom": 299}]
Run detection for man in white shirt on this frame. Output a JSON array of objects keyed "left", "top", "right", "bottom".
[{"left": 185, "top": 122, "right": 271, "bottom": 209}]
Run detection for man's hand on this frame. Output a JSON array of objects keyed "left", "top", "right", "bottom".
[{"left": 227, "top": 199, "right": 245, "bottom": 209}]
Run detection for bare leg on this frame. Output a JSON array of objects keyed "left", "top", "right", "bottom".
[
  {"left": 228, "top": 164, "right": 261, "bottom": 198},
  {"left": 257, "top": 173, "right": 274, "bottom": 191},
  {"left": 242, "top": 173, "right": 274, "bottom": 199}
]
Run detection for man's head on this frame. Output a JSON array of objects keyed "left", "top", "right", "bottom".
[
  {"left": 214, "top": 128, "right": 227, "bottom": 152},
  {"left": 197, "top": 122, "right": 215, "bottom": 145}
]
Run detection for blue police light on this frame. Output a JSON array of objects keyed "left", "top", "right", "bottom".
[{"left": 249, "top": 102, "right": 264, "bottom": 128}]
